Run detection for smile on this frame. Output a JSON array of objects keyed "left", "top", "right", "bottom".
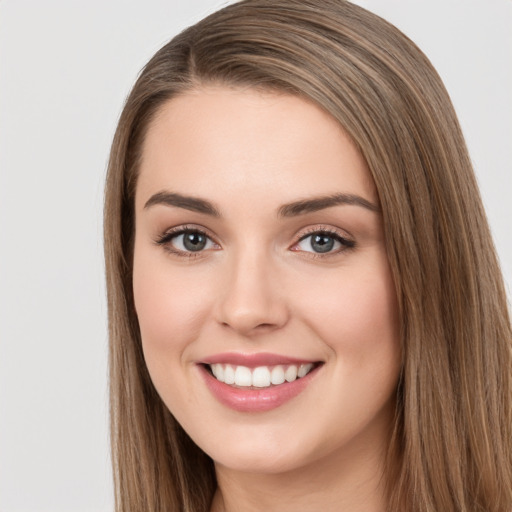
[
  {"left": 208, "top": 363, "right": 315, "bottom": 388},
  {"left": 199, "top": 354, "right": 323, "bottom": 412}
]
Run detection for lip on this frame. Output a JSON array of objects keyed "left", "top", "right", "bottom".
[
  {"left": 201, "top": 352, "right": 317, "bottom": 368},
  {"left": 198, "top": 357, "right": 322, "bottom": 413}
]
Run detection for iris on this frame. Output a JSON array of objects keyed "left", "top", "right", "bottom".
[
  {"left": 183, "top": 232, "right": 207, "bottom": 251},
  {"left": 310, "top": 234, "right": 335, "bottom": 253}
]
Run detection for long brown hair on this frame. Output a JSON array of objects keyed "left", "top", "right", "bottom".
[{"left": 104, "top": 1, "right": 512, "bottom": 510}]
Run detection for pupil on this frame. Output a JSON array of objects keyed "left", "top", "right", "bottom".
[
  {"left": 183, "top": 232, "right": 207, "bottom": 251},
  {"left": 311, "top": 234, "right": 334, "bottom": 253}
]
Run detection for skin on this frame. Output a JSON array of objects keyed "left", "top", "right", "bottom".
[{"left": 133, "top": 86, "right": 401, "bottom": 512}]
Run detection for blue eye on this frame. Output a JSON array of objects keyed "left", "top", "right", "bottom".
[{"left": 296, "top": 231, "right": 354, "bottom": 254}]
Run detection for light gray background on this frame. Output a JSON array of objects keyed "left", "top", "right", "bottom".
[{"left": 1, "top": 1, "right": 510, "bottom": 511}]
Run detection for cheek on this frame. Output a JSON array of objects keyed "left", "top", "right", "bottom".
[
  {"left": 298, "top": 262, "right": 401, "bottom": 443},
  {"left": 132, "top": 250, "right": 213, "bottom": 357},
  {"left": 298, "top": 260, "right": 399, "bottom": 361}
]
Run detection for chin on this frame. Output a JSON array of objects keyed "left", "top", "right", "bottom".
[
  {"left": 212, "top": 449, "right": 306, "bottom": 475},
  {"left": 196, "top": 429, "right": 320, "bottom": 475}
]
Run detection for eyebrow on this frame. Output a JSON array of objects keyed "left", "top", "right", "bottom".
[
  {"left": 144, "top": 191, "right": 221, "bottom": 217},
  {"left": 143, "top": 191, "right": 379, "bottom": 217},
  {"left": 278, "top": 193, "right": 380, "bottom": 216}
]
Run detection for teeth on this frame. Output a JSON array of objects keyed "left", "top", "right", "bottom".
[
  {"left": 234, "top": 366, "right": 252, "bottom": 386},
  {"left": 252, "top": 366, "right": 271, "bottom": 387},
  {"left": 211, "top": 363, "right": 224, "bottom": 381},
  {"left": 298, "top": 363, "right": 313, "bottom": 378},
  {"left": 284, "top": 365, "right": 298, "bottom": 382},
  {"left": 208, "top": 363, "right": 315, "bottom": 388},
  {"left": 224, "top": 365, "right": 235, "bottom": 385},
  {"left": 271, "top": 365, "right": 285, "bottom": 385}
]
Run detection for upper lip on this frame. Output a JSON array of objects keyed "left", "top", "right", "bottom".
[{"left": 200, "top": 352, "right": 321, "bottom": 368}]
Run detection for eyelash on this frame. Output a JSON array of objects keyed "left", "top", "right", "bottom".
[
  {"left": 293, "top": 227, "right": 356, "bottom": 258},
  {"left": 154, "top": 225, "right": 217, "bottom": 259},
  {"left": 154, "top": 225, "right": 356, "bottom": 259}
]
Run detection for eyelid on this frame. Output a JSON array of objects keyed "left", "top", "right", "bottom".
[
  {"left": 154, "top": 224, "right": 221, "bottom": 257},
  {"left": 295, "top": 224, "right": 353, "bottom": 242},
  {"left": 290, "top": 225, "right": 356, "bottom": 256},
  {"left": 153, "top": 223, "right": 355, "bottom": 258}
]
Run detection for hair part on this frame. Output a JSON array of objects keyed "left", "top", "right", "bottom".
[{"left": 104, "top": 1, "right": 512, "bottom": 510}]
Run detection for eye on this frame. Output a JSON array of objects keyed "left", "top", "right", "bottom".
[
  {"left": 293, "top": 230, "right": 355, "bottom": 255},
  {"left": 155, "top": 227, "right": 218, "bottom": 255},
  {"left": 172, "top": 231, "right": 215, "bottom": 252}
]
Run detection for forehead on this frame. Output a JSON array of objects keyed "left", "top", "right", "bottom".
[{"left": 136, "top": 86, "right": 376, "bottom": 211}]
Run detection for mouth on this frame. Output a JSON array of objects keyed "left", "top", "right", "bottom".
[
  {"left": 198, "top": 354, "right": 323, "bottom": 412},
  {"left": 203, "top": 362, "right": 320, "bottom": 389}
]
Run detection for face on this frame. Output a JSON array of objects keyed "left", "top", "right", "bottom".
[{"left": 133, "top": 87, "right": 401, "bottom": 475}]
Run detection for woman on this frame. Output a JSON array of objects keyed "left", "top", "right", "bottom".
[{"left": 103, "top": 0, "right": 512, "bottom": 510}]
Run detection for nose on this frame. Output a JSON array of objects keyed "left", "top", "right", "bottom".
[{"left": 215, "top": 248, "right": 289, "bottom": 336}]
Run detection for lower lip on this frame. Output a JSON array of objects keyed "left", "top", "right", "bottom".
[{"left": 199, "top": 364, "right": 321, "bottom": 412}]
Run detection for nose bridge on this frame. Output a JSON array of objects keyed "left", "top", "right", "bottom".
[{"left": 216, "top": 241, "right": 288, "bottom": 335}]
